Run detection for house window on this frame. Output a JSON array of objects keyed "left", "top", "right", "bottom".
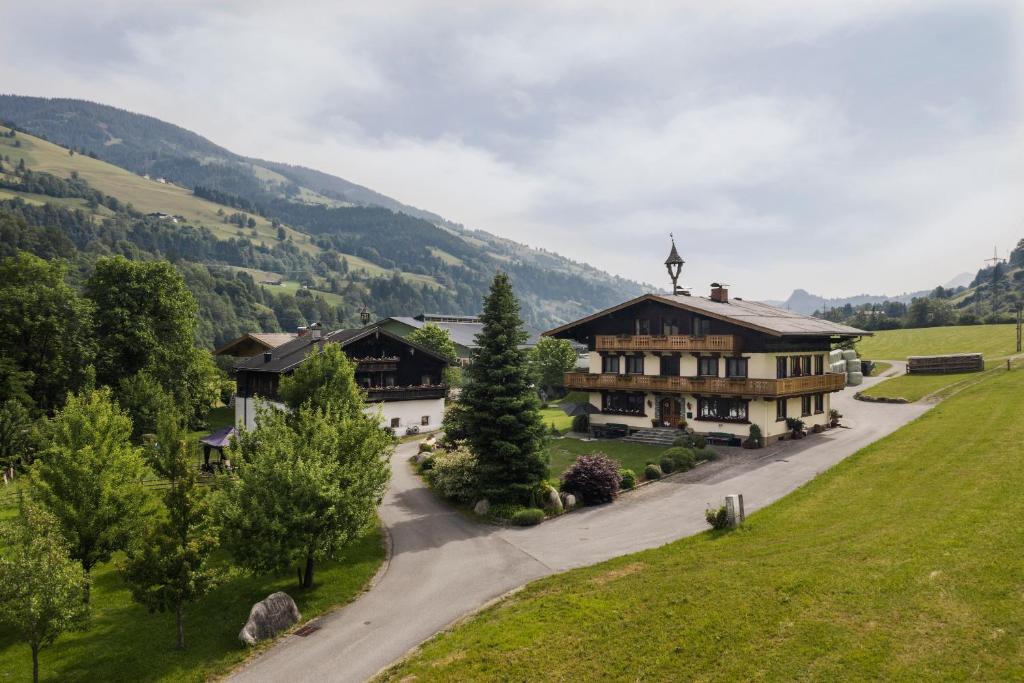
[
  {"left": 634, "top": 318, "right": 651, "bottom": 335},
  {"left": 725, "top": 357, "right": 748, "bottom": 378},
  {"left": 692, "top": 317, "right": 711, "bottom": 337},
  {"left": 791, "top": 356, "right": 804, "bottom": 377},
  {"left": 801, "top": 395, "right": 812, "bottom": 417},
  {"left": 698, "top": 357, "right": 719, "bottom": 377},
  {"left": 421, "top": 415, "right": 430, "bottom": 426},
  {"left": 661, "top": 317, "right": 680, "bottom": 335},
  {"left": 601, "top": 355, "right": 616, "bottom": 373},
  {"left": 776, "top": 398, "right": 787, "bottom": 421},
  {"left": 697, "top": 397, "right": 749, "bottom": 422},
  {"left": 625, "top": 355, "right": 645, "bottom": 375},
  {"left": 776, "top": 356, "right": 788, "bottom": 379},
  {"left": 814, "top": 393, "right": 824, "bottom": 414},
  {"left": 390, "top": 417, "right": 400, "bottom": 428},
  {"left": 601, "top": 392, "right": 645, "bottom": 416},
  {"left": 659, "top": 355, "right": 680, "bottom": 376},
  {"left": 814, "top": 355, "right": 824, "bottom": 375}
]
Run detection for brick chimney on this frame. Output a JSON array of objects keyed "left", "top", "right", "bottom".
[{"left": 710, "top": 283, "right": 729, "bottom": 303}]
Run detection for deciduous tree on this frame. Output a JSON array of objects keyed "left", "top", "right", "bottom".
[
  {"left": 278, "top": 343, "right": 364, "bottom": 417},
  {"left": 122, "top": 409, "right": 218, "bottom": 649},
  {"left": 0, "top": 503, "right": 88, "bottom": 683},
  {"left": 528, "top": 337, "right": 578, "bottom": 395},
  {"left": 219, "top": 403, "right": 391, "bottom": 588},
  {"left": 30, "top": 388, "right": 150, "bottom": 602},
  {"left": 460, "top": 273, "right": 547, "bottom": 504}
]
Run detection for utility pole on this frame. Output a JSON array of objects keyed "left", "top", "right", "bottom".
[{"left": 1017, "top": 303, "right": 1022, "bottom": 354}]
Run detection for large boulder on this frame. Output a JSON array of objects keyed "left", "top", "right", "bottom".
[
  {"left": 239, "top": 591, "right": 301, "bottom": 646},
  {"left": 560, "top": 493, "right": 577, "bottom": 511},
  {"left": 473, "top": 498, "right": 490, "bottom": 515},
  {"left": 542, "top": 486, "right": 563, "bottom": 514}
]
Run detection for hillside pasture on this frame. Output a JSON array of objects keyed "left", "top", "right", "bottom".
[
  {"left": 856, "top": 323, "right": 1018, "bottom": 360},
  {"left": 385, "top": 367, "right": 1024, "bottom": 682}
]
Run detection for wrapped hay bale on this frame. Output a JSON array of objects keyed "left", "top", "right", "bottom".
[
  {"left": 846, "top": 359, "right": 862, "bottom": 373},
  {"left": 829, "top": 349, "right": 844, "bottom": 363},
  {"left": 847, "top": 371, "right": 863, "bottom": 386},
  {"left": 841, "top": 349, "right": 857, "bottom": 361}
]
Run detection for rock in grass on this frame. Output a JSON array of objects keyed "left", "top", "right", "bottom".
[
  {"left": 239, "top": 592, "right": 301, "bottom": 646},
  {"left": 473, "top": 498, "right": 490, "bottom": 515},
  {"left": 560, "top": 493, "right": 577, "bottom": 511},
  {"left": 542, "top": 486, "right": 563, "bottom": 514}
]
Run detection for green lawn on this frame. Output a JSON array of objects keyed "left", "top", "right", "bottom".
[
  {"left": 859, "top": 369, "right": 993, "bottom": 402},
  {"left": 384, "top": 368, "right": 1024, "bottom": 682},
  {"left": 856, "top": 324, "right": 1018, "bottom": 360},
  {"left": 545, "top": 437, "right": 665, "bottom": 483},
  {"left": 868, "top": 361, "right": 892, "bottom": 376},
  {"left": 539, "top": 406, "right": 573, "bottom": 433},
  {"left": 0, "top": 528, "right": 384, "bottom": 682}
]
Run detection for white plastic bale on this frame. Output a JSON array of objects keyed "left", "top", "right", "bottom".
[
  {"left": 842, "top": 349, "right": 857, "bottom": 361},
  {"left": 847, "top": 371, "right": 864, "bottom": 386},
  {"left": 829, "top": 349, "right": 844, "bottom": 363},
  {"left": 846, "top": 359, "right": 862, "bottom": 372}
]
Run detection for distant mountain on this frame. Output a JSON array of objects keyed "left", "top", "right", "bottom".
[
  {"left": 767, "top": 288, "right": 932, "bottom": 316},
  {"left": 943, "top": 272, "right": 974, "bottom": 290},
  {"left": 0, "top": 95, "right": 650, "bottom": 332}
]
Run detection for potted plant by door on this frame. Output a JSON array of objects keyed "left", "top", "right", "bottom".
[{"left": 785, "top": 417, "right": 806, "bottom": 439}]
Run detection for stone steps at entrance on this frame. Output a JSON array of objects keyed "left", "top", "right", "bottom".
[{"left": 623, "top": 427, "right": 681, "bottom": 447}]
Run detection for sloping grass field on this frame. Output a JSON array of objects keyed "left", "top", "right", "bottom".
[
  {"left": 856, "top": 323, "right": 1018, "bottom": 360},
  {"left": 383, "top": 368, "right": 1024, "bottom": 681},
  {"left": 0, "top": 523, "right": 384, "bottom": 682}
]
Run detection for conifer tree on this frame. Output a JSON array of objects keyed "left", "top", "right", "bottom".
[{"left": 460, "top": 272, "right": 547, "bottom": 503}]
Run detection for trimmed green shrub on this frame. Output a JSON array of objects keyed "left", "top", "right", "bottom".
[
  {"left": 659, "top": 455, "right": 675, "bottom": 474},
  {"left": 692, "top": 434, "right": 707, "bottom": 449},
  {"left": 488, "top": 503, "right": 527, "bottom": 520},
  {"left": 419, "top": 441, "right": 435, "bottom": 453},
  {"left": 426, "top": 447, "right": 479, "bottom": 503},
  {"left": 549, "top": 422, "right": 560, "bottom": 436},
  {"left": 744, "top": 423, "right": 763, "bottom": 448},
  {"left": 511, "top": 508, "right": 546, "bottom": 526},
  {"left": 662, "top": 447, "right": 696, "bottom": 472},
  {"left": 644, "top": 463, "right": 662, "bottom": 480},
  {"left": 695, "top": 447, "right": 718, "bottom": 462},
  {"left": 619, "top": 468, "right": 636, "bottom": 490},
  {"left": 560, "top": 453, "right": 621, "bottom": 504},
  {"left": 671, "top": 434, "right": 694, "bottom": 448},
  {"left": 705, "top": 504, "right": 730, "bottom": 530},
  {"left": 571, "top": 414, "right": 589, "bottom": 433}
]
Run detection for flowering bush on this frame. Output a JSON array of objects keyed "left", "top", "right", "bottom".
[
  {"left": 559, "top": 453, "right": 621, "bottom": 505},
  {"left": 426, "top": 447, "right": 479, "bottom": 503}
]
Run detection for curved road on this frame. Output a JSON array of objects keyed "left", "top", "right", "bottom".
[{"left": 231, "top": 364, "right": 925, "bottom": 682}]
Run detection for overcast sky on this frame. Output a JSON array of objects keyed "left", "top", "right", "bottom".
[{"left": 3, "top": 0, "right": 1023, "bottom": 299}]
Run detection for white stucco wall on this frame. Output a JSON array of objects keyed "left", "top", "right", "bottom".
[{"left": 235, "top": 395, "right": 445, "bottom": 434}]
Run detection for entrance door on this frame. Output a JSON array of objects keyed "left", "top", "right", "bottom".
[{"left": 659, "top": 397, "right": 681, "bottom": 428}]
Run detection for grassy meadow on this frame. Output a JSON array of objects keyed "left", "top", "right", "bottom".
[
  {"left": 0, "top": 517, "right": 384, "bottom": 683},
  {"left": 383, "top": 367, "right": 1024, "bottom": 682},
  {"left": 856, "top": 323, "right": 1018, "bottom": 360}
]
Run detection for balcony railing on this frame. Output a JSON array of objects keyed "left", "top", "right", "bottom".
[
  {"left": 365, "top": 385, "right": 448, "bottom": 402},
  {"left": 595, "top": 334, "right": 740, "bottom": 353},
  {"left": 563, "top": 372, "right": 846, "bottom": 398}
]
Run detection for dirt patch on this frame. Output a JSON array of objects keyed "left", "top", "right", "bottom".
[{"left": 590, "top": 561, "right": 646, "bottom": 586}]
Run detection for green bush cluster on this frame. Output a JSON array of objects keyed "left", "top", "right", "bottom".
[
  {"left": 659, "top": 455, "right": 675, "bottom": 474},
  {"left": 426, "top": 447, "right": 479, "bottom": 504},
  {"left": 643, "top": 463, "right": 662, "bottom": 480},
  {"left": 695, "top": 447, "right": 718, "bottom": 462},
  {"left": 661, "top": 447, "right": 696, "bottom": 472},
  {"left": 511, "top": 508, "right": 546, "bottom": 526},
  {"left": 692, "top": 434, "right": 707, "bottom": 449},
  {"left": 419, "top": 441, "right": 435, "bottom": 453},
  {"left": 619, "top": 468, "right": 636, "bottom": 490},
  {"left": 705, "top": 504, "right": 730, "bottom": 530}
]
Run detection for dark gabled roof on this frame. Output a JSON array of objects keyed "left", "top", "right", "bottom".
[
  {"left": 387, "top": 316, "right": 483, "bottom": 350},
  {"left": 233, "top": 327, "right": 451, "bottom": 374},
  {"left": 544, "top": 293, "right": 871, "bottom": 339}
]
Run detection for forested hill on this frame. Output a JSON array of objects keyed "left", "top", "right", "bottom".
[{"left": 0, "top": 95, "right": 648, "bottom": 337}]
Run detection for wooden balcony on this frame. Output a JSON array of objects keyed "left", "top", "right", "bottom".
[
  {"left": 563, "top": 372, "right": 846, "bottom": 398},
  {"left": 366, "top": 385, "right": 447, "bottom": 402},
  {"left": 594, "top": 334, "right": 740, "bottom": 353}
]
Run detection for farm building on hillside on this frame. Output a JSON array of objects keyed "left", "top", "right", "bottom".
[
  {"left": 368, "top": 313, "right": 541, "bottom": 364},
  {"left": 544, "top": 239, "right": 869, "bottom": 444},
  {"left": 232, "top": 324, "right": 449, "bottom": 433},
  {"left": 214, "top": 331, "right": 299, "bottom": 358}
]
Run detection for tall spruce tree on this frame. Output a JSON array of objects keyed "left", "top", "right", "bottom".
[{"left": 461, "top": 272, "right": 547, "bottom": 503}]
